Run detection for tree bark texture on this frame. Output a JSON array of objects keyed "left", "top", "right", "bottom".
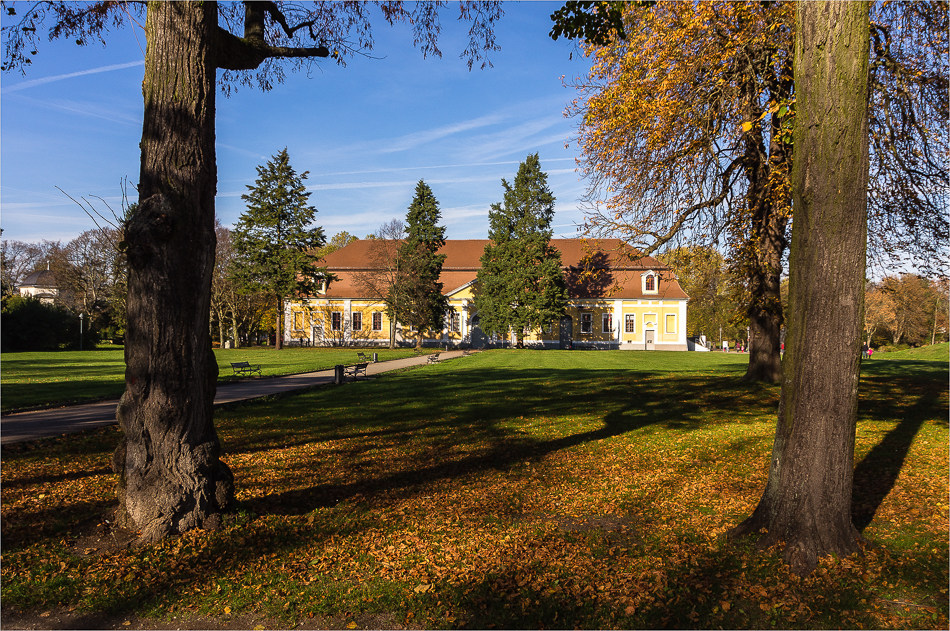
[
  {"left": 740, "top": 55, "right": 793, "bottom": 385},
  {"left": 113, "top": 1, "right": 234, "bottom": 542},
  {"left": 731, "top": 0, "right": 870, "bottom": 574}
]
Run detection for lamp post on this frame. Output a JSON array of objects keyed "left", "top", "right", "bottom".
[{"left": 79, "top": 312, "right": 84, "bottom": 351}]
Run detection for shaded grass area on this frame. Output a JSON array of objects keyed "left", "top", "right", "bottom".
[
  {"left": 1, "top": 350, "right": 946, "bottom": 629},
  {"left": 0, "top": 347, "right": 431, "bottom": 412}
]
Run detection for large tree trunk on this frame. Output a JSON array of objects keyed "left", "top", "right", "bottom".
[
  {"left": 743, "top": 185, "right": 789, "bottom": 383},
  {"left": 113, "top": 1, "right": 233, "bottom": 542},
  {"left": 740, "top": 61, "right": 792, "bottom": 385},
  {"left": 730, "top": 0, "right": 870, "bottom": 575}
]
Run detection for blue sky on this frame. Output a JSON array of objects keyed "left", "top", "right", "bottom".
[{"left": 1, "top": 2, "right": 592, "bottom": 244}]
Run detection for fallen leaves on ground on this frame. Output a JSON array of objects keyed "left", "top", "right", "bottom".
[{"left": 1, "top": 353, "right": 946, "bottom": 629}]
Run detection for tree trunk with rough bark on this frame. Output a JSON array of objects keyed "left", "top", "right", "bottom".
[
  {"left": 730, "top": 0, "right": 870, "bottom": 575},
  {"left": 740, "top": 63, "right": 793, "bottom": 385},
  {"left": 112, "top": 2, "right": 233, "bottom": 542}
]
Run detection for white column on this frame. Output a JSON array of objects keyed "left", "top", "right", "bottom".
[{"left": 613, "top": 299, "right": 623, "bottom": 345}]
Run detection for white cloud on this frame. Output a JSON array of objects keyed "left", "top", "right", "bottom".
[
  {"left": 1, "top": 60, "right": 144, "bottom": 93},
  {"left": 375, "top": 112, "right": 508, "bottom": 153}
]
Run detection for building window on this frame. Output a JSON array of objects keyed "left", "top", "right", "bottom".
[
  {"left": 665, "top": 313, "right": 676, "bottom": 334},
  {"left": 293, "top": 311, "right": 306, "bottom": 331},
  {"left": 331, "top": 311, "right": 342, "bottom": 331},
  {"left": 581, "top": 312, "right": 593, "bottom": 334},
  {"left": 448, "top": 310, "right": 461, "bottom": 333},
  {"left": 645, "top": 274, "right": 656, "bottom": 292},
  {"left": 372, "top": 312, "right": 383, "bottom": 331},
  {"left": 602, "top": 311, "right": 613, "bottom": 333},
  {"left": 625, "top": 314, "right": 635, "bottom": 333},
  {"left": 352, "top": 312, "right": 362, "bottom": 331}
]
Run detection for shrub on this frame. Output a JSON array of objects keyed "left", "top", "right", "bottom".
[{"left": 0, "top": 295, "right": 91, "bottom": 351}]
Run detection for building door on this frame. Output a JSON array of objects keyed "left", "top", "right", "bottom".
[
  {"left": 470, "top": 315, "right": 489, "bottom": 349},
  {"left": 645, "top": 329, "right": 655, "bottom": 350},
  {"left": 559, "top": 315, "right": 573, "bottom": 349}
]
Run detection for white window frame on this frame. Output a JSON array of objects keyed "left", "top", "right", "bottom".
[
  {"left": 602, "top": 311, "right": 613, "bottom": 333},
  {"left": 580, "top": 312, "right": 593, "bottom": 334},
  {"left": 642, "top": 271, "right": 659, "bottom": 295},
  {"left": 331, "top": 311, "right": 342, "bottom": 332},
  {"left": 352, "top": 311, "right": 363, "bottom": 331},
  {"left": 372, "top": 311, "right": 383, "bottom": 331},
  {"left": 625, "top": 314, "right": 636, "bottom": 334}
]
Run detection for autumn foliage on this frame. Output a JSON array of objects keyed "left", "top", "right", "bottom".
[{"left": 2, "top": 350, "right": 947, "bottom": 629}]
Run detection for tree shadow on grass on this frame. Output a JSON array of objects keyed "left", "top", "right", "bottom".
[
  {"left": 235, "top": 368, "right": 776, "bottom": 517},
  {"left": 852, "top": 374, "right": 945, "bottom": 531}
]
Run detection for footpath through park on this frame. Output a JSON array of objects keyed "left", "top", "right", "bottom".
[{"left": 0, "top": 350, "right": 468, "bottom": 445}]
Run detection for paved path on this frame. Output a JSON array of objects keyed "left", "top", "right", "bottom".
[{"left": 1, "top": 351, "right": 468, "bottom": 445}]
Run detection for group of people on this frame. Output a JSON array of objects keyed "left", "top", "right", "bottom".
[{"left": 862, "top": 343, "right": 875, "bottom": 359}]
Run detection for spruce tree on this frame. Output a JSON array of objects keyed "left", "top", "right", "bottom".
[
  {"left": 231, "top": 148, "right": 327, "bottom": 350},
  {"left": 475, "top": 154, "right": 567, "bottom": 346},
  {"left": 391, "top": 180, "right": 449, "bottom": 347}
]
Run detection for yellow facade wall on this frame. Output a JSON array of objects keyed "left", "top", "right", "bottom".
[{"left": 286, "top": 293, "right": 688, "bottom": 349}]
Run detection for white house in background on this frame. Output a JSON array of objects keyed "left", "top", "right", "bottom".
[{"left": 18, "top": 265, "right": 59, "bottom": 304}]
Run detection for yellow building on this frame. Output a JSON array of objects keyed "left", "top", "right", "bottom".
[{"left": 285, "top": 238, "right": 689, "bottom": 350}]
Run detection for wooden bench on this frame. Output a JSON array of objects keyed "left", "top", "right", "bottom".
[
  {"left": 356, "top": 351, "right": 370, "bottom": 363},
  {"left": 426, "top": 353, "right": 441, "bottom": 364},
  {"left": 345, "top": 362, "right": 368, "bottom": 378},
  {"left": 230, "top": 361, "right": 261, "bottom": 377}
]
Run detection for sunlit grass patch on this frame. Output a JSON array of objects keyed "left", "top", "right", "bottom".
[{"left": 1, "top": 348, "right": 946, "bottom": 629}]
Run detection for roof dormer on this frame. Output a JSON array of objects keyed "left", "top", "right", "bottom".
[{"left": 642, "top": 270, "right": 659, "bottom": 295}]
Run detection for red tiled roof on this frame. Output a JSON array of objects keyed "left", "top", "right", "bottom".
[{"left": 317, "top": 239, "right": 687, "bottom": 300}]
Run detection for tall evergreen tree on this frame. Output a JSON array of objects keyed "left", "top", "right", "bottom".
[
  {"left": 231, "top": 148, "right": 327, "bottom": 350},
  {"left": 475, "top": 154, "right": 567, "bottom": 346},
  {"left": 391, "top": 181, "right": 449, "bottom": 348}
]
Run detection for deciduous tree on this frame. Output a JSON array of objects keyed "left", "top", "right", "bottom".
[
  {"left": 317, "top": 231, "right": 358, "bottom": 259},
  {"left": 475, "top": 154, "right": 567, "bottom": 346},
  {"left": 354, "top": 219, "right": 406, "bottom": 349},
  {"left": 658, "top": 245, "right": 743, "bottom": 344},
  {"left": 556, "top": 0, "right": 947, "bottom": 382},
  {"left": 2, "top": 0, "right": 502, "bottom": 541},
  {"left": 730, "top": 0, "right": 871, "bottom": 575}
]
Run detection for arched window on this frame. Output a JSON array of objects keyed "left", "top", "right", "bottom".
[{"left": 645, "top": 274, "right": 656, "bottom": 291}]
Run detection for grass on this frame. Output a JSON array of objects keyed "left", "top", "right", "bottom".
[
  {"left": 871, "top": 341, "right": 949, "bottom": 362},
  {"left": 1, "top": 348, "right": 947, "bottom": 629},
  {"left": 0, "top": 346, "right": 431, "bottom": 412}
]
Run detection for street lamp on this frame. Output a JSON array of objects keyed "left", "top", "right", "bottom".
[{"left": 79, "top": 312, "right": 84, "bottom": 351}]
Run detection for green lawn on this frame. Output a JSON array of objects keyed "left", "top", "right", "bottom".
[
  {"left": 0, "top": 346, "right": 431, "bottom": 412},
  {"left": 1, "top": 348, "right": 946, "bottom": 629}
]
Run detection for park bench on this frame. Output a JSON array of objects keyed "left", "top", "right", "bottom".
[
  {"left": 230, "top": 361, "right": 262, "bottom": 377},
  {"left": 356, "top": 351, "right": 370, "bottom": 362},
  {"left": 345, "top": 362, "right": 368, "bottom": 378},
  {"left": 427, "top": 353, "right": 441, "bottom": 364}
]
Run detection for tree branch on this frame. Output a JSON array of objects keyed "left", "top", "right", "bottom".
[{"left": 215, "top": 26, "right": 328, "bottom": 71}]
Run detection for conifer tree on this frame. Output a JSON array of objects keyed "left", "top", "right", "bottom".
[
  {"left": 475, "top": 154, "right": 567, "bottom": 346},
  {"left": 231, "top": 148, "right": 327, "bottom": 350},
  {"left": 391, "top": 181, "right": 449, "bottom": 347}
]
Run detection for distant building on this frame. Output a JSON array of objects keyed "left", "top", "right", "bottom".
[
  {"left": 18, "top": 265, "right": 59, "bottom": 304},
  {"left": 284, "top": 238, "right": 690, "bottom": 350}
]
